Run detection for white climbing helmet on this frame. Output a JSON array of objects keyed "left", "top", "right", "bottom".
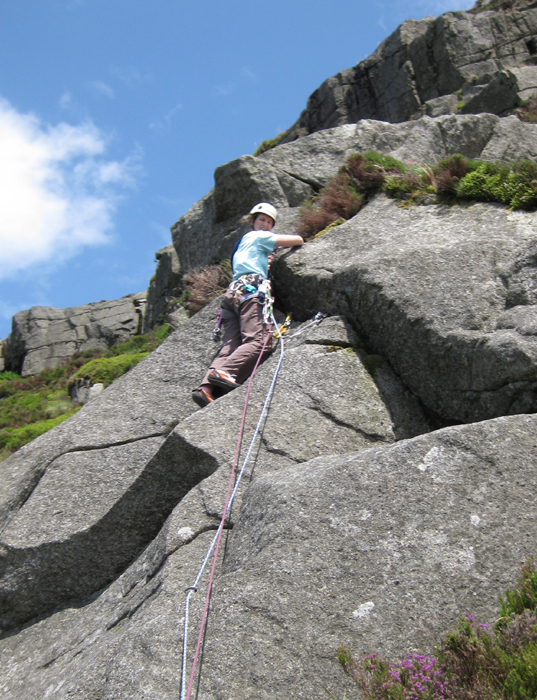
[{"left": 250, "top": 202, "right": 277, "bottom": 223}]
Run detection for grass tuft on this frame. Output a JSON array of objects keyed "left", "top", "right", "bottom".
[
  {"left": 70, "top": 353, "right": 149, "bottom": 388},
  {"left": 253, "top": 131, "right": 288, "bottom": 156},
  {"left": 296, "top": 151, "right": 537, "bottom": 239},
  {"left": 297, "top": 152, "right": 404, "bottom": 240}
]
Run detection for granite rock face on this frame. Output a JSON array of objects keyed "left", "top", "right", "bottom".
[
  {"left": 142, "top": 244, "right": 186, "bottom": 333},
  {"left": 198, "top": 414, "right": 537, "bottom": 700},
  {"left": 283, "top": 7, "right": 537, "bottom": 142},
  {"left": 2, "top": 293, "right": 147, "bottom": 377},
  {"left": 3, "top": 5, "right": 537, "bottom": 698},
  {"left": 0, "top": 311, "right": 429, "bottom": 634},
  {"left": 0, "top": 300, "right": 224, "bottom": 632},
  {"left": 1, "top": 414, "right": 535, "bottom": 699},
  {"left": 273, "top": 194, "right": 537, "bottom": 424},
  {"left": 172, "top": 114, "right": 537, "bottom": 273}
]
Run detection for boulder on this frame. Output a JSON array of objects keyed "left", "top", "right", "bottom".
[
  {"left": 172, "top": 158, "right": 314, "bottom": 273},
  {"left": 460, "top": 66, "right": 537, "bottom": 115},
  {"left": 0, "top": 300, "right": 224, "bottom": 632},
  {"left": 69, "top": 379, "right": 104, "bottom": 404},
  {"left": 2, "top": 293, "right": 147, "bottom": 377},
  {"left": 273, "top": 194, "right": 537, "bottom": 425},
  {"left": 281, "top": 7, "right": 537, "bottom": 141},
  {"left": 0, "top": 309, "right": 428, "bottom": 633},
  {"left": 1, "top": 413, "right": 535, "bottom": 698},
  {"left": 142, "top": 244, "right": 186, "bottom": 333},
  {"left": 213, "top": 156, "right": 289, "bottom": 222}
]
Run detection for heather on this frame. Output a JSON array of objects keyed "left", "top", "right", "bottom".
[
  {"left": 0, "top": 324, "right": 171, "bottom": 460},
  {"left": 297, "top": 152, "right": 537, "bottom": 239},
  {"left": 181, "top": 259, "right": 232, "bottom": 315},
  {"left": 338, "top": 557, "right": 537, "bottom": 700}
]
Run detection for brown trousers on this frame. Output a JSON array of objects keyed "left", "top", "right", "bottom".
[{"left": 201, "top": 288, "right": 272, "bottom": 390}]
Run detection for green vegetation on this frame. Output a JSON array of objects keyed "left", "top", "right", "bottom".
[
  {"left": 70, "top": 352, "right": 150, "bottom": 387},
  {"left": 456, "top": 88, "right": 465, "bottom": 112},
  {"left": 0, "top": 411, "right": 81, "bottom": 456},
  {"left": 0, "top": 324, "right": 172, "bottom": 461},
  {"left": 338, "top": 557, "right": 537, "bottom": 700},
  {"left": 297, "top": 151, "right": 537, "bottom": 239},
  {"left": 253, "top": 130, "right": 288, "bottom": 156},
  {"left": 298, "top": 152, "right": 404, "bottom": 239},
  {"left": 314, "top": 218, "right": 346, "bottom": 238}
]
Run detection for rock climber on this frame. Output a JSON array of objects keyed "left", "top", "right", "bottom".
[{"left": 192, "top": 202, "right": 304, "bottom": 407}]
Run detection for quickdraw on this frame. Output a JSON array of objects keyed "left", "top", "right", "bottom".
[
  {"left": 273, "top": 314, "right": 291, "bottom": 338},
  {"left": 284, "top": 312, "right": 327, "bottom": 343},
  {"left": 212, "top": 309, "right": 223, "bottom": 342}
]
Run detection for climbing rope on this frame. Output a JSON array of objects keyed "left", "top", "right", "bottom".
[{"left": 180, "top": 313, "right": 286, "bottom": 700}]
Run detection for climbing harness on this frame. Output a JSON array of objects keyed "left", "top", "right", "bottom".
[
  {"left": 181, "top": 309, "right": 327, "bottom": 699},
  {"left": 227, "top": 273, "right": 274, "bottom": 324},
  {"left": 180, "top": 314, "right": 285, "bottom": 700}
]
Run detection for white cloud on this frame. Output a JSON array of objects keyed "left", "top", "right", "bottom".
[
  {"left": 59, "top": 91, "right": 73, "bottom": 110},
  {"left": 110, "top": 65, "right": 152, "bottom": 87},
  {"left": 213, "top": 82, "right": 235, "bottom": 97},
  {"left": 149, "top": 103, "right": 183, "bottom": 132},
  {"left": 241, "top": 67, "right": 257, "bottom": 82},
  {"left": 88, "top": 80, "right": 115, "bottom": 98},
  {"left": 0, "top": 97, "right": 139, "bottom": 280}
]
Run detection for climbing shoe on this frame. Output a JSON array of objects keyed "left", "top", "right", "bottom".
[
  {"left": 208, "top": 369, "right": 240, "bottom": 392},
  {"left": 192, "top": 388, "right": 214, "bottom": 408}
]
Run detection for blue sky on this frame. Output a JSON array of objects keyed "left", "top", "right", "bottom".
[{"left": 0, "top": 0, "right": 474, "bottom": 340}]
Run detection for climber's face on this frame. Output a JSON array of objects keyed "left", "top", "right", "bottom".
[{"left": 253, "top": 213, "right": 275, "bottom": 231}]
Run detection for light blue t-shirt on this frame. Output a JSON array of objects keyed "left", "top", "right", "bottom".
[{"left": 232, "top": 230, "right": 278, "bottom": 281}]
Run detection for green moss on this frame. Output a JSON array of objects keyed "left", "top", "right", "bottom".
[
  {"left": 456, "top": 161, "right": 537, "bottom": 209},
  {"left": 71, "top": 352, "right": 149, "bottom": 387},
  {"left": 314, "top": 218, "right": 346, "bottom": 238},
  {"left": 356, "top": 349, "right": 385, "bottom": 374},
  {"left": 361, "top": 151, "right": 406, "bottom": 172},
  {"left": 253, "top": 131, "right": 288, "bottom": 156}
]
